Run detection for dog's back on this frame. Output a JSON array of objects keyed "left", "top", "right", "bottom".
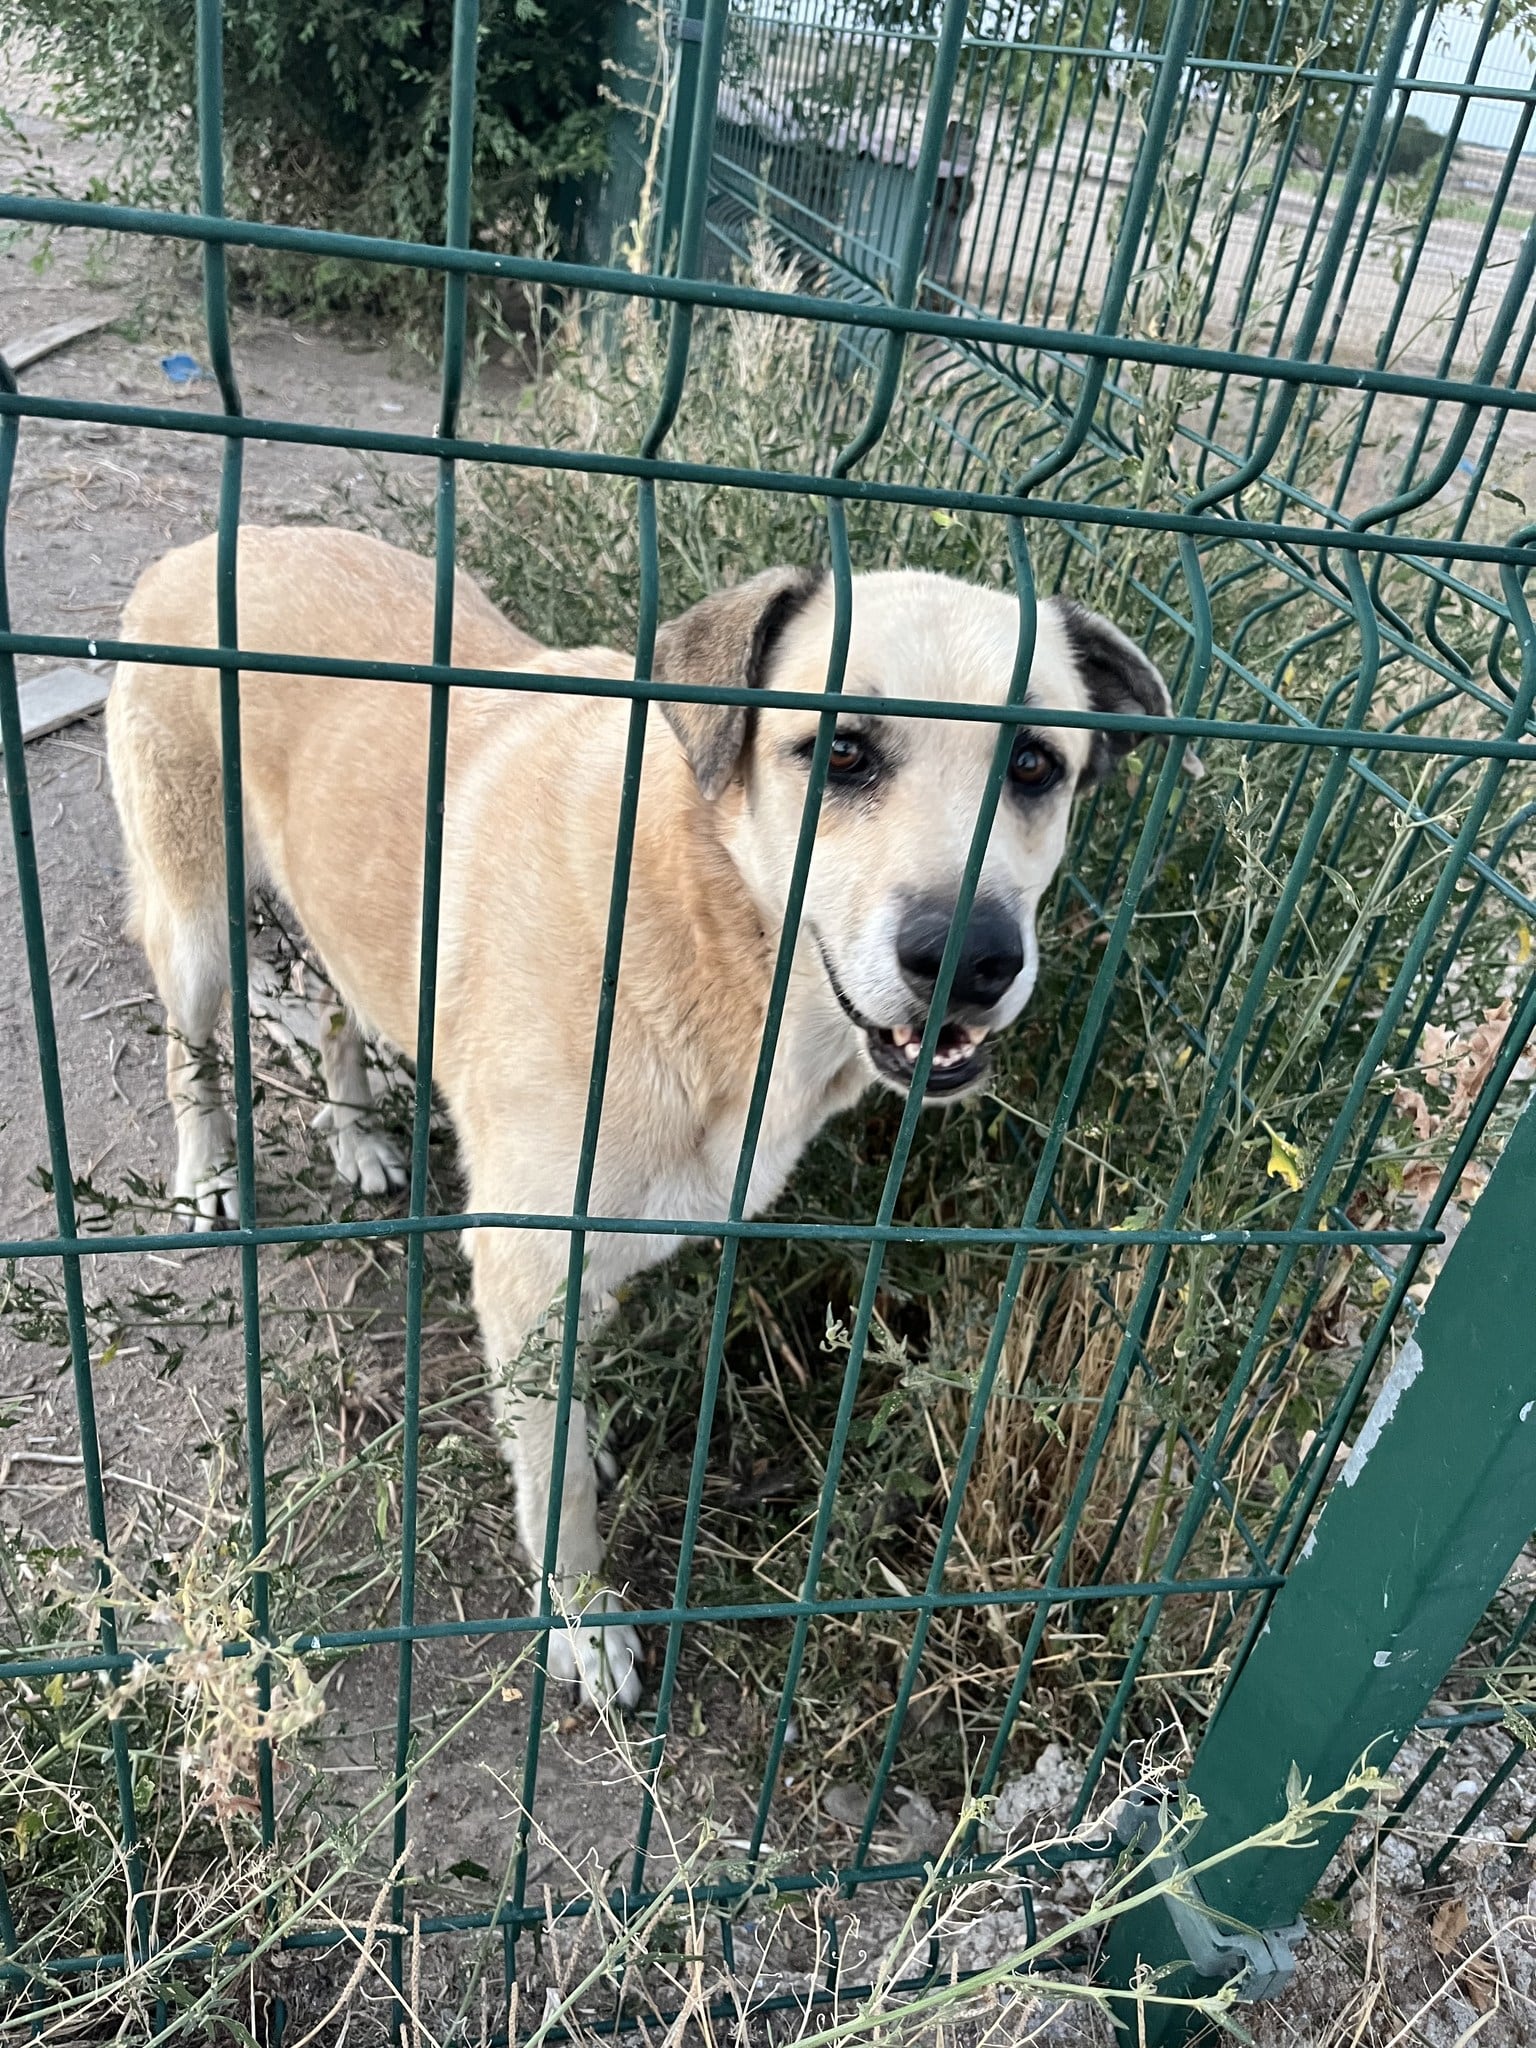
[{"left": 108, "top": 525, "right": 560, "bottom": 1051}]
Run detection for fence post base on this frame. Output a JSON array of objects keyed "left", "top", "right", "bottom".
[{"left": 1100, "top": 1086, "right": 1536, "bottom": 2037}]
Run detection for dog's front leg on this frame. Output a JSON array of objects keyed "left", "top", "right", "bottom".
[
  {"left": 473, "top": 1240, "right": 641, "bottom": 1715},
  {"left": 496, "top": 1373, "right": 642, "bottom": 1714}
]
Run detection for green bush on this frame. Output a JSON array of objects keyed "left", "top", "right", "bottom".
[
  {"left": 1382, "top": 113, "right": 1443, "bottom": 180},
  {"left": 2, "top": 0, "right": 613, "bottom": 314}
]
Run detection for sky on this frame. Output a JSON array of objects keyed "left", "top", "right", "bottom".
[{"left": 1405, "top": 6, "right": 1536, "bottom": 152}]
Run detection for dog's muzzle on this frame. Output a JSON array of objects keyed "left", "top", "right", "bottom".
[{"left": 816, "top": 942, "right": 994, "bottom": 1099}]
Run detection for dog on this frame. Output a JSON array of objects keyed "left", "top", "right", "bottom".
[{"left": 107, "top": 525, "right": 1168, "bottom": 1710}]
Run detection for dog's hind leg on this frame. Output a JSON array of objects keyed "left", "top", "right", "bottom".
[
  {"left": 136, "top": 898, "right": 238, "bottom": 1228},
  {"left": 155, "top": 912, "right": 239, "bottom": 1229},
  {"left": 312, "top": 1007, "right": 407, "bottom": 1199},
  {"left": 108, "top": 672, "right": 240, "bottom": 1229},
  {"left": 244, "top": 962, "right": 405, "bottom": 1198}
]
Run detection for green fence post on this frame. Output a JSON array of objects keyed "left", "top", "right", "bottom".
[
  {"left": 656, "top": 0, "right": 709, "bottom": 272},
  {"left": 1102, "top": 1082, "right": 1536, "bottom": 2039},
  {"left": 194, "top": 0, "right": 276, "bottom": 1852},
  {"left": 387, "top": 0, "right": 480, "bottom": 2027}
]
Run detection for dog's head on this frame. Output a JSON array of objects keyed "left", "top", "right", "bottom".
[{"left": 655, "top": 567, "right": 1168, "bottom": 1101}]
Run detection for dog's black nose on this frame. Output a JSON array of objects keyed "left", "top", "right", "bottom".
[{"left": 896, "top": 896, "right": 1024, "bottom": 1011}]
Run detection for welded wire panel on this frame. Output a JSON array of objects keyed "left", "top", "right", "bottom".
[{"left": 1, "top": 0, "right": 1535, "bottom": 2036}]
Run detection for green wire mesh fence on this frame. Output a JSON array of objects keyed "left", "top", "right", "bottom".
[{"left": 2, "top": 0, "right": 1535, "bottom": 2036}]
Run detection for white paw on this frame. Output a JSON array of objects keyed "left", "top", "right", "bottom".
[
  {"left": 313, "top": 1105, "right": 407, "bottom": 1197},
  {"left": 173, "top": 1113, "right": 238, "bottom": 1230},
  {"left": 545, "top": 1589, "right": 643, "bottom": 1715},
  {"left": 173, "top": 1161, "right": 239, "bottom": 1231}
]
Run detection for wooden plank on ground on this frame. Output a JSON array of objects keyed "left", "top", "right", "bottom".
[
  {"left": 1, "top": 314, "right": 113, "bottom": 374},
  {"left": 8, "top": 666, "right": 111, "bottom": 745}
]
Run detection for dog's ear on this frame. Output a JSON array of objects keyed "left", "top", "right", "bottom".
[
  {"left": 654, "top": 567, "right": 823, "bottom": 799},
  {"left": 1053, "top": 598, "right": 1171, "bottom": 782}
]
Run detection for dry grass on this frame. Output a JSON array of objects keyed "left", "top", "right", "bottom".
[{"left": 0, "top": 1550, "right": 1402, "bottom": 2048}]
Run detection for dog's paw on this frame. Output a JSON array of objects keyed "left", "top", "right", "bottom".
[
  {"left": 173, "top": 1162, "right": 239, "bottom": 1231},
  {"left": 313, "top": 1105, "right": 407, "bottom": 1198},
  {"left": 173, "top": 1111, "right": 239, "bottom": 1230},
  {"left": 547, "top": 1590, "right": 643, "bottom": 1715}
]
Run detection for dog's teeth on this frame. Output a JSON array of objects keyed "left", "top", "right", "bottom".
[{"left": 881, "top": 1020, "right": 992, "bottom": 1073}]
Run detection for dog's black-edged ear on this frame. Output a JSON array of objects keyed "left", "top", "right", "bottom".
[
  {"left": 1053, "top": 597, "right": 1171, "bottom": 783},
  {"left": 654, "top": 567, "right": 824, "bottom": 800}
]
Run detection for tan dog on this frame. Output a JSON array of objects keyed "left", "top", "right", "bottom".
[{"left": 107, "top": 526, "right": 1167, "bottom": 1710}]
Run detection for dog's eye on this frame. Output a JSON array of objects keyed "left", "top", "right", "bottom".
[
  {"left": 793, "top": 728, "right": 879, "bottom": 785},
  {"left": 828, "top": 733, "right": 868, "bottom": 778},
  {"left": 1008, "top": 737, "right": 1061, "bottom": 794}
]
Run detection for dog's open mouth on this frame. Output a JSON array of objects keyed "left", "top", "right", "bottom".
[
  {"left": 814, "top": 939, "right": 995, "bottom": 1098},
  {"left": 866, "top": 1020, "right": 991, "bottom": 1096}
]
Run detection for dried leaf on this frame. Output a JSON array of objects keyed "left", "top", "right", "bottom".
[
  {"left": 1420, "top": 1024, "right": 1454, "bottom": 1086},
  {"left": 1446, "top": 1004, "right": 1513, "bottom": 1124},
  {"left": 1463, "top": 1953, "right": 1498, "bottom": 2013},
  {"left": 1429, "top": 1897, "right": 1468, "bottom": 1955},
  {"left": 1394, "top": 1086, "right": 1437, "bottom": 1142},
  {"left": 874, "top": 1557, "right": 911, "bottom": 1598}
]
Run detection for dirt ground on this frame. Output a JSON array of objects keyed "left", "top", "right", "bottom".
[
  {"left": 4, "top": 56, "right": 1536, "bottom": 2048},
  {"left": 0, "top": 76, "right": 438, "bottom": 1583}
]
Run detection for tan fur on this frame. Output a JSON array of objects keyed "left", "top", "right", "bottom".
[{"left": 107, "top": 524, "right": 1166, "bottom": 1710}]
